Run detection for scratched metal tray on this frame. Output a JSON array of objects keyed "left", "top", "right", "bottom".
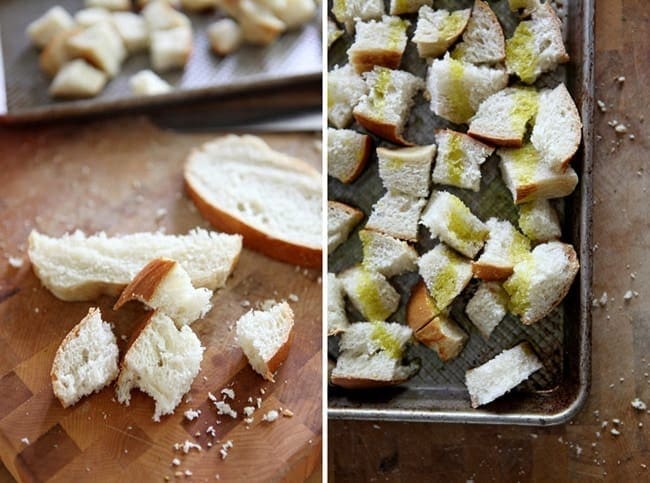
[
  {"left": 0, "top": 0, "right": 321, "bottom": 121},
  {"left": 327, "top": 0, "right": 594, "bottom": 425}
]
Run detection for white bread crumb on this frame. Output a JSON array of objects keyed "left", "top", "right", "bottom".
[
  {"left": 174, "top": 440, "right": 202, "bottom": 454},
  {"left": 243, "top": 406, "right": 255, "bottom": 417},
  {"left": 262, "top": 410, "right": 279, "bottom": 422},
  {"left": 221, "top": 388, "right": 235, "bottom": 400},
  {"left": 214, "top": 401, "right": 237, "bottom": 418},
  {"left": 8, "top": 257, "right": 23, "bottom": 268},
  {"left": 172, "top": 458, "right": 181, "bottom": 466},
  {"left": 184, "top": 409, "right": 201, "bottom": 421},
  {"left": 21, "top": 437, "right": 30, "bottom": 445},
  {"left": 632, "top": 398, "right": 647, "bottom": 411}
]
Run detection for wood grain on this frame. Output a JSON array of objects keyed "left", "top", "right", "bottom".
[
  {"left": 329, "top": 0, "right": 650, "bottom": 481},
  {"left": 0, "top": 117, "right": 322, "bottom": 482}
]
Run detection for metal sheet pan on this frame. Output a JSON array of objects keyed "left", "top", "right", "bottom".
[
  {"left": 0, "top": 0, "right": 321, "bottom": 122},
  {"left": 327, "top": 0, "right": 594, "bottom": 425}
]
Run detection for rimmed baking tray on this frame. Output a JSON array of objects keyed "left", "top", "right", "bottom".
[
  {"left": 0, "top": 0, "right": 321, "bottom": 122},
  {"left": 327, "top": 0, "right": 594, "bottom": 425}
]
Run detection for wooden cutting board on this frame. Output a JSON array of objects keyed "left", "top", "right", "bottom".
[{"left": 0, "top": 117, "right": 322, "bottom": 482}]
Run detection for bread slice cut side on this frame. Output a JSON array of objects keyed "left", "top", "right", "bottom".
[
  {"left": 51, "top": 307, "right": 119, "bottom": 408},
  {"left": 377, "top": 144, "right": 436, "bottom": 198},
  {"left": 451, "top": 0, "right": 505, "bottom": 65},
  {"left": 328, "top": 273, "right": 349, "bottom": 335},
  {"left": 415, "top": 312, "right": 468, "bottom": 361},
  {"left": 366, "top": 190, "right": 426, "bottom": 242},
  {"left": 517, "top": 199, "right": 561, "bottom": 243},
  {"left": 472, "top": 218, "right": 531, "bottom": 281},
  {"left": 349, "top": 15, "right": 410, "bottom": 74},
  {"left": 339, "top": 265, "right": 400, "bottom": 322},
  {"left": 327, "top": 128, "right": 372, "bottom": 184},
  {"left": 328, "top": 200, "right": 364, "bottom": 253},
  {"left": 359, "top": 229, "right": 418, "bottom": 278},
  {"left": 465, "top": 281, "right": 508, "bottom": 338},
  {"left": 184, "top": 135, "right": 322, "bottom": 268},
  {"left": 417, "top": 243, "right": 473, "bottom": 311},
  {"left": 412, "top": 6, "right": 471, "bottom": 59}
]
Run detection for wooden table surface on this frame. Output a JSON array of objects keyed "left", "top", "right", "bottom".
[{"left": 329, "top": 1, "right": 650, "bottom": 481}]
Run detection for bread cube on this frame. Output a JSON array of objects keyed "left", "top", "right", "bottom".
[
  {"left": 472, "top": 218, "right": 531, "bottom": 280},
  {"left": 327, "top": 128, "right": 371, "bottom": 184},
  {"left": 451, "top": 0, "right": 505, "bottom": 65},
  {"left": 129, "top": 69, "right": 173, "bottom": 95},
  {"left": 359, "top": 229, "right": 417, "bottom": 278},
  {"left": 75, "top": 8, "right": 113, "bottom": 28},
  {"left": 66, "top": 22, "right": 127, "bottom": 77},
  {"left": 417, "top": 243, "right": 472, "bottom": 311},
  {"left": 328, "top": 273, "right": 349, "bottom": 335},
  {"left": 332, "top": 0, "right": 384, "bottom": 33},
  {"left": 39, "top": 28, "right": 81, "bottom": 77},
  {"left": 415, "top": 312, "right": 468, "bottom": 361},
  {"left": 207, "top": 19, "right": 243, "bottom": 56},
  {"left": 150, "top": 26, "right": 193, "bottom": 72},
  {"left": 377, "top": 144, "right": 436, "bottom": 198},
  {"left": 26, "top": 6, "right": 75, "bottom": 49},
  {"left": 432, "top": 129, "right": 493, "bottom": 192},
  {"left": 465, "top": 281, "right": 508, "bottom": 338},
  {"left": 366, "top": 190, "right": 426, "bottom": 242},
  {"left": 348, "top": 15, "right": 409, "bottom": 74},
  {"left": 49, "top": 59, "right": 108, "bottom": 98},
  {"left": 112, "top": 12, "right": 150, "bottom": 53},
  {"left": 142, "top": 0, "right": 191, "bottom": 31},
  {"left": 517, "top": 199, "right": 561, "bottom": 243},
  {"left": 412, "top": 6, "right": 470, "bottom": 58},
  {"left": 338, "top": 265, "right": 400, "bottom": 322},
  {"left": 328, "top": 200, "right": 364, "bottom": 253},
  {"left": 389, "top": 0, "right": 431, "bottom": 16},
  {"left": 327, "top": 64, "right": 368, "bottom": 129}
]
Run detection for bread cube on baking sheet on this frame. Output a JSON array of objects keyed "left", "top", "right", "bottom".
[
  {"left": 49, "top": 59, "right": 108, "bottom": 99},
  {"left": 26, "top": 6, "right": 75, "bottom": 49}
]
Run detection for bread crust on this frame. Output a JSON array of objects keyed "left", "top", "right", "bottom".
[
  {"left": 114, "top": 257, "right": 176, "bottom": 310},
  {"left": 415, "top": 317, "right": 464, "bottom": 361},
  {"left": 337, "top": 134, "right": 372, "bottom": 183},
  {"left": 471, "top": 261, "right": 514, "bottom": 281},
  {"left": 467, "top": 130, "right": 523, "bottom": 148},
  {"left": 330, "top": 374, "right": 410, "bottom": 389},
  {"left": 353, "top": 111, "right": 413, "bottom": 146},
  {"left": 514, "top": 174, "right": 578, "bottom": 204},
  {"left": 264, "top": 325, "right": 295, "bottom": 382},
  {"left": 349, "top": 50, "right": 403, "bottom": 74},
  {"left": 406, "top": 280, "right": 440, "bottom": 332}
]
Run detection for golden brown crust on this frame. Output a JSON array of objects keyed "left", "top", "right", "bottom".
[
  {"left": 264, "top": 325, "right": 295, "bottom": 382},
  {"left": 467, "top": 130, "right": 523, "bottom": 148},
  {"left": 405, "top": 280, "right": 440, "bottom": 333},
  {"left": 338, "top": 134, "right": 372, "bottom": 184},
  {"left": 514, "top": 173, "right": 578, "bottom": 204},
  {"left": 120, "top": 311, "right": 157, "bottom": 370},
  {"left": 349, "top": 50, "right": 403, "bottom": 74},
  {"left": 327, "top": 200, "right": 364, "bottom": 224},
  {"left": 330, "top": 375, "right": 410, "bottom": 389},
  {"left": 39, "top": 28, "right": 82, "bottom": 78},
  {"left": 114, "top": 257, "right": 176, "bottom": 310},
  {"left": 471, "top": 261, "right": 514, "bottom": 281},
  {"left": 353, "top": 111, "right": 413, "bottom": 147},
  {"left": 414, "top": 316, "right": 464, "bottom": 361}
]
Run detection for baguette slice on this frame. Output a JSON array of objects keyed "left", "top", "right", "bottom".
[
  {"left": 465, "top": 342, "right": 542, "bottom": 407},
  {"left": 28, "top": 228, "right": 242, "bottom": 302},
  {"left": 451, "top": 0, "right": 505, "bottom": 65},
  {"left": 26, "top": 6, "right": 75, "bottom": 49},
  {"left": 327, "top": 128, "right": 372, "bottom": 184},
  {"left": 518, "top": 199, "right": 561, "bottom": 243},
  {"left": 332, "top": 0, "right": 385, "bottom": 33},
  {"left": 415, "top": 311, "right": 468, "bottom": 361},
  {"left": 348, "top": 15, "right": 410, "bottom": 74},
  {"left": 503, "top": 241, "right": 579, "bottom": 325},
  {"left": 353, "top": 67, "right": 425, "bottom": 145},
  {"left": 406, "top": 279, "right": 441, "bottom": 332},
  {"left": 51, "top": 308, "right": 119, "bottom": 408},
  {"left": 472, "top": 218, "right": 531, "bottom": 280},
  {"left": 129, "top": 69, "right": 172, "bottom": 96},
  {"left": 327, "top": 64, "right": 369, "bottom": 129},
  {"left": 339, "top": 265, "right": 400, "bottom": 322},
  {"left": 328, "top": 273, "right": 349, "bottom": 335},
  {"left": 366, "top": 190, "right": 426, "bottom": 242},
  {"left": 235, "top": 301, "right": 294, "bottom": 382},
  {"left": 412, "top": 6, "right": 471, "bottom": 59},
  {"left": 417, "top": 243, "right": 473, "bottom": 311},
  {"left": 66, "top": 21, "right": 127, "bottom": 77},
  {"left": 420, "top": 191, "right": 488, "bottom": 259},
  {"left": 116, "top": 310, "right": 204, "bottom": 421},
  {"left": 184, "top": 135, "right": 322, "bottom": 267},
  {"left": 115, "top": 257, "right": 213, "bottom": 327},
  {"left": 389, "top": 0, "right": 431, "bottom": 16},
  {"left": 328, "top": 200, "right": 364, "bottom": 253},
  {"left": 465, "top": 281, "right": 508, "bottom": 338},
  {"left": 359, "top": 229, "right": 417, "bottom": 278},
  {"left": 49, "top": 59, "right": 108, "bottom": 99},
  {"left": 468, "top": 87, "right": 539, "bottom": 147},
  {"left": 426, "top": 53, "right": 508, "bottom": 125},
  {"left": 432, "top": 129, "right": 494, "bottom": 192},
  {"left": 330, "top": 321, "right": 418, "bottom": 388},
  {"left": 505, "top": 2, "right": 568, "bottom": 84},
  {"left": 377, "top": 144, "right": 436, "bottom": 198}
]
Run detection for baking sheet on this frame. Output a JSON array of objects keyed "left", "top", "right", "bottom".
[
  {"left": 327, "top": 0, "right": 594, "bottom": 425},
  {"left": 0, "top": 0, "right": 321, "bottom": 121}
]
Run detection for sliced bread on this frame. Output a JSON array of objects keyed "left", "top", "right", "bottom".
[
  {"left": 328, "top": 200, "right": 364, "bottom": 253},
  {"left": 377, "top": 144, "right": 436, "bottom": 198},
  {"left": 331, "top": 0, "right": 385, "bottom": 33},
  {"left": 327, "top": 128, "right": 372, "bottom": 184},
  {"left": 365, "top": 190, "right": 427, "bottom": 242},
  {"left": 518, "top": 199, "right": 561, "bottom": 243},
  {"left": 338, "top": 265, "right": 400, "bottom": 322},
  {"left": 389, "top": 0, "right": 432, "bottom": 16},
  {"left": 328, "top": 273, "right": 349, "bottom": 335},
  {"left": 412, "top": 6, "right": 471, "bottom": 59},
  {"left": 51, "top": 308, "right": 119, "bottom": 408},
  {"left": 465, "top": 281, "right": 508, "bottom": 338},
  {"left": 348, "top": 15, "right": 410, "bottom": 74},
  {"left": 235, "top": 301, "right": 294, "bottom": 382},
  {"left": 417, "top": 243, "right": 473, "bottom": 311},
  {"left": 406, "top": 279, "right": 442, "bottom": 332},
  {"left": 327, "top": 64, "right": 369, "bottom": 129},
  {"left": 28, "top": 228, "right": 242, "bottom": 302},
  {"left": 415, "top": 311, "right": 468, "bottom": 361},
  {"left": 451, "top": 0, "right": 505, "bottom": 65},
  {"left": 472, "top": 218, "right": 531, "bottom": 280},
  {"left": 432, "top": 129, "right": 494, "bottom": 192},
  {"left": 359, "top": 229, "right": 417, "bottom": 278},
  {"left": 184, "top": 135, "right": 321, "bottom": 268}
]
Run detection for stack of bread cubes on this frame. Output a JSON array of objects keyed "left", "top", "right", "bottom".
[{"left": 328, "top": 0, "right": 582, "bottom": 407}]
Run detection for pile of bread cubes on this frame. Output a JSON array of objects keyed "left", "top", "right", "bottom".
[
  {"left": 327, "top": 0, "right": 582, "bottom": 408},
  {"left": 26, "top": 0, "right": 317, "bottom": 99}
]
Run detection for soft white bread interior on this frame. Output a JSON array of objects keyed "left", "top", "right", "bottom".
[
  {"left": 116, "top": 310, "right": 204, "bottom": 421},
  {"left": 451, "top": 0, "right": 505, "bottom": 65},
  {"left": 389, "top": 0, "right": 431, "bottom": 16},
  {"left": 432, "top": 129, "right": 494, "bottom": 192},
  {"left": 219, "top": 0, "right": 286, "bottom": 46},
  {"left": 420, "top": 191, "right": 488, "bottom": 258},
  {"left": 184, "top": 135, "right": 321, "bottom": 267},
  {"left": 518, "top": 199, "right": 561, "bottom": 242},
  {"left": 26, "top": 6, "right": 75, "bottom": 49},
  {"left": 207, "top": 19, "right": 243, "bottom": 56},
  {"left": 339, "top": 265, "right": 400, "bottom": 321},
  {"left": 270, "top": 0, "right": 316, "bottom": 30},
  {"left": 235, "top": 301, "right": 294, "bottom": 382},
  {"left": 327, "top": 128, "right": 372, "bottom": 184},
  {"left": 75, "top": 8, "right": 113, "bottom": 28},
  {"left": 415, "top": 311, "right": 468, "bottom": 361},
  {"left": 468, "top": 87, "right": 538, "bottom": 147},
  {"left": 377, "top": 144, "right": 436, "bottom": 198},
  {"left": 348, "top": 15, "right": 410, "bottom": 74},
  {"left": 328, "top": 18, "right": 344, "bottom": 47},
  {"left": 28, "top": 228, "right": 242, "bottom": 302},
  {"left": 85, "top": 0, "right": 131, "bottom": 10},
  {"left": 129, "top": 69, "right": 172, "bottom": 95},
  {"left": 66, "top": 21, "right": 127, "bottom": 77},
  {"left": 366, "top": 190, "right": 426, "bottom": 242},
  {"left": 465, "top": 281, "right": 508, "bottom": 338},
  {"left": 331, "top": 0, "right": 385, "bottom": 33},
  {"left": 417, "top": 243, "right": 473, "bottom": 311},
  {"left": 472, "top": 218, "right": 531, "bottom": 280},
  {"left": 39, "top": 28, "right": 81, "bottom": 77},
  {"left": 503, "top": 241, "right": 579, "bottom": 325},
  {"left": 353, "top": 66, "right": 425, "bottom": 145},
  {"left": 330, "top": 321, "right": 418, "bottom": 388},
  {"left": 426, "top": 53, "right": 508, "bottom": 124},
  {"left": 508, "top": 0, "right": 541, "bottom": 14},
  {"left": 328, "top": 200, "right": 364, "bottom": 253},
  {"left": 327, "top": 64, "right": 369, "bottom": 129},
  {"left": 142, "top": 1, "right": 190, "bottom": 32},
  {"left": 328, "top": 273, "right": 349, "bottom": 335},
  {"left": 412, "top": 6, "right": 470, "bottom": 59},
  {"left": 115, "top": 257, "right": 213, "bottom": 327},
  {"left": 505, "top": 2, "right": 568, "bottom": 84},
  {"left": 150, "top": 26, "right": 193, "bottom": 72},
  {"left": 49, "top": 59, "right": 108, "bottom": 99},
  {"left": 51, "top": 307, "right": 119, "bottom": 408},
  {"left": 111, "top": 12, "right": 150, "bottom": 53},
  {"left": 465, "top": 342, "right": 542, "bottom": 407},
  {"left": 359, "top": 229, "right": 417, "bottom": 278}
]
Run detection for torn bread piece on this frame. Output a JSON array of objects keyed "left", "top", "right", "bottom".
[
  {"left": 505, "top": 2, "right": 568, "bottom": 84},
  {"left": 420, "top": 191, "right": 488, "bottom": 258},
  {"left": 366, "top": 191, "right": 426, "bottom": 242},
  {"left": 327, "top": 64, "right": 368, "bottom": 129},
  {"left": 129, "top": 69, "right": 172, "bottom": 95},
  {"left": 389, "top": 0, "right": 432, "bottom": 16},
  {"left": 49, "top": 59, "right": 108, "bottom": 99},
  {"left": 328, "top": 200, "right": 364, "bottom": 253},
  {"left": 332, "top": 0, "right": 385, "bottom": 33},
  {"left": 377, "top": 144, "right": 436, "bottom": 198},
  {"left": 468, "top": 87, "right": 539, "bottom": 147},
  {"left": 451, "top": 0, "right": 505, "bottom": 65},
  {"left": 426, "top": 53, "right": 508, "bottom": 125},
  {"left": 406, "top": 279, "right": 441, "bottom": 332},
  {"left": 465, "top": 342, "right": 542, "bottom": 407},
  {"left": 465, "top": 281, "right": 508, "bottom": 338},
  {"left": 517, "top": 199, "right": 561, "bottom": 243},
  {"left": 503, "top": 241, "right": 579, "bottom": 325},
  {"left": 51, "top": 308, "right": 119, "bottom": 408},
  {"left": 417, "top": 243, "right": 472, "bottom": 311},
  {"left": 328, "top": 18, "right": 344, "bottom": 47},
  {"left": 207, "top": 19, "right": 243, "bottom": 56},
  {"left": 328, "top": 273, "right": 349, "bottom": 335},
  {"left": 415, "top": 311, "right": 468, "bottom": 361},
  {"left": 432, "top": 129, "right": 494, "bottom": 192},
  {"left": 339, "top": 265, "right": 400, "bottom": 322},
  {"left": 353, "top": 67, "right": 425, "bottom": 145},
  {"left": 116, "top": 311, "right": 204, "bottom": 421},
  {"left": 330, "top": 322, "right": 418, "bottom": 388},
  {"left": 112, "top": 12, "right": 150, "bottom": 53},
  {"left": 412, "top": 6, "right": 470, "bottom": 59},
  {"left": 348, "top": 15, "right": 409, "bottom": 74},
  {"left": 28, "top": 228, "right": 242, "bottom": 302},
  {"left": 359, "top": 229, "right": 417, "bottom": 278},
  {"left": 115, "top": 257, "right": 213, "bottom": 327},
  {"left": 472, "top": 218, "right": 531, "bottom": 281},
  {"left": 236, "top": 301, "right": 294, "bottom": 382},
  {"left": 220, "top": 0, "right": 286, "bottom": 45},
  {"left": 328, "top": 128, "right": 372, "bottom": 184},
  {"left": 498, "top": 143, "right": 579, "bottom": 204},
  {"left": 26, "top": 6, "right": 75, "bottom": 49},
  {"left": 66, "top": 21, "right": 127, "bottom": 77},
  {"left": 151, "top": 26, "right": 193, "bottom": 72}
]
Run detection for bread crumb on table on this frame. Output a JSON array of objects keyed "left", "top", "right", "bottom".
[
  {"left": 632, "top": 398, "right": 648, "bottom": 411},
  {"left": 262, "top": 410, "right": 279, "bottom": 422},
  {"left": 184, "top": 409, "right": 201, "bottom": 421},
  {"left": 611, "top": 428, "right": 621, "bottom": 436},
  {"left": 214, "top": 401, "right": 237, "bottom": 419},
  {"left": 288, "top": 293, "right": 299, "bottom": 302},
  {"left": 220, "top": 388, "right": 235, "bottom": 400},
  {"left": 219, "top": 440, "right": 233, "bottom": 460},
  {"left": 20, "top": 437, "right": 29, "bottom": 445},
  {"left": 174, "top": 440, "right": 202, "bottom": 454},
  {"left": 172, "top": 458, "right": 181, "bottom": 467},
  {"left": 7, "top": 256, "right": 23, "bottom": 268},
  {"left": 596, "top": 99, "right": 607, "bottom": 112}
]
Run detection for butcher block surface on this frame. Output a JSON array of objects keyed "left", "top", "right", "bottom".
[{"left": 0, "top": 117, "right": 322, "bottom": 482}]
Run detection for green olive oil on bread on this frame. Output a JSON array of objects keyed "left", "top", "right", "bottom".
[{"left": 371, "top": 322, "right": 403, "bottom": 359}]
